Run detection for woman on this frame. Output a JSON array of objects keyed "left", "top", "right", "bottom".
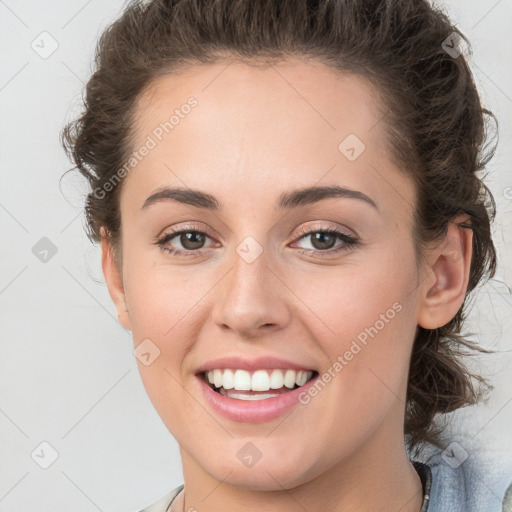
[{"left": 61, "top": 0, "right": 511, "bottom": 510}]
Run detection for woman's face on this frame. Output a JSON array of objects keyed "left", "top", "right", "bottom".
[{"left": 107, "top": 59, "right": 430, "bottom": 489}]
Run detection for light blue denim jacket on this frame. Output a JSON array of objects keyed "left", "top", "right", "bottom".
[
  {"left": 137, "top": 450, "right": 512, "bottom": 512},
  {"left": 418, "top": 449, "right": 512, "bottom": 512}
]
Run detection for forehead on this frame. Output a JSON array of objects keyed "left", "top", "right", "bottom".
[
  {"left": 133, "top": 58, "right": 386, "bottom": 149},
  {"left": 123, "top": 58, "right": 414, "bottom": 218}
]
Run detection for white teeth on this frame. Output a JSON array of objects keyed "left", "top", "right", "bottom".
[
  {"left": 270, "top": 369, "right": 285, "bottom": 389},
  {"left": 219, "top": 388, "right": 282, "bottom": 400},
  {"left": 213, "top": 369, "right": 223, "bottom": 388},
  {"left": 251, "top": 370, "right": 270, "bottom": 391},
  {"left": 222, "top": 369, "right": 234, "bottom": 390},
  {"left": 233, "top": 370, "right": 251, "bottom": 390},
  {"left": 205, "top": 368, "right": 314, "bottom": 392},
  {"left": 284, "top": 369, "right": 296, "bottom": 389},
  {"left": 296, "top": 370, "right": 308, "bottom": 386}
]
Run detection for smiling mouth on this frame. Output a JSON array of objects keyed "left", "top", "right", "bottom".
[{"left": 199, "top": 368, "right": 319, "bottom": 401}]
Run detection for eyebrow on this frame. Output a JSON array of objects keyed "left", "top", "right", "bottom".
[{"left": 141, "top": 185, "right": 378, "bottom": 212}]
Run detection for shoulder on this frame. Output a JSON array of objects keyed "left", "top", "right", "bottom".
[
  {"left": 136, "top": 484, "right": 184, "bottom": 512},
  {"left": 419, "top": 449, "right": 512, "bottom": 512}
]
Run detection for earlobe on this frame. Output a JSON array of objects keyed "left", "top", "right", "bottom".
[
  {"left": 417, "top": 217, "right": 473, "bottom": 329},
  {"left": 100, "top": 227, "right": 132, "bottom": 331}
]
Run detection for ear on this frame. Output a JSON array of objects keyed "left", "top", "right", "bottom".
[
  {"left": 100, "top": 227, "right": 132, "bottom": 331},
  {"left": 417, "top": 216, "right": 473, "bottom": 329}
]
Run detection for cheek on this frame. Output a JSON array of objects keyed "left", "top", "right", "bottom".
[
  {"left": 121, "top": 254, "right": 208, "bottom": 404},
  {"left": 123, "top": 256, "right": 205, "bottom": 339},
  {"left": 123, "top": 269, "right": 201, "bottom": 437},
  {"left": 289, "top": 251, "right": 418, "bottom": 398}
]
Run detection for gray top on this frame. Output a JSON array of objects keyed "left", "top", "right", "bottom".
[{"left": 137, "top": 452, "right": 512, "bottom": 512}]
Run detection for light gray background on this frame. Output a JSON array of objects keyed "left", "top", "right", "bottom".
[{"left": 0, "top": 1, "right": 511, "bottom": 511}]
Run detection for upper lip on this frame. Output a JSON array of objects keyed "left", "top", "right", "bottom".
[{"left": 195, "top": 356, "right": 317, "bottom": 374}]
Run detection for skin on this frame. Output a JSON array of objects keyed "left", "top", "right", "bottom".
[{"left": 101, "top": 58, "right": 473, "bottom": 512}]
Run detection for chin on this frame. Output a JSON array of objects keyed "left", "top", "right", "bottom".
[{"left": 200, "top": 450, "right": 318, "bottom": 491}]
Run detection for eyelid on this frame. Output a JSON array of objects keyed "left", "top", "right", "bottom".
[
  {"left": 293, "top": 222, "right": 356, "bottom": 240},
  {"left": 153, "top": 222, "right": 219, "bottom": 256},
  {"left": 157, "top": 222, "right": 354, "bottom": 243},
  {"left": 157, "top": 221, "right": 216, "bottom": 240},
  {"left": 155, "top": 221, "right": 359, "bottom": 257},
  {"left": 290, "top": 223, "right": 359, "bottom": 255}
]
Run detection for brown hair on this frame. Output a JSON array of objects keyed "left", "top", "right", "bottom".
[{"left": 61, "top": 0, "right": 498, "bottom": 459}]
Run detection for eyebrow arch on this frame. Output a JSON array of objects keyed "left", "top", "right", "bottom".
[
  {"left": 141, "top": 185, "right": 378, "bottom": 212},
  {"left": 141, "top": 187, "right": 220, "bottom": 212},
  {"left": 276, "top": 185, "right": 378, "bottom": 211}
]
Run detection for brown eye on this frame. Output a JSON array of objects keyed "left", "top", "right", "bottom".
[
  {"left": 292, "top": 226, "right": 358, "bottom": 257},
  {"left": 178, "top": 231, "right": 206, "bottom": 250},
  {"left": 155, "top": 226, "right": 216, "bottom": 257},
  {"left": 308, "top": 232, "right": 337, "bottom": 250}
]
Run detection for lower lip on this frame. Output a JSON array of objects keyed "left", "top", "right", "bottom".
[{"left": 196, "top": 373, "right": 319, "bottom": 423}]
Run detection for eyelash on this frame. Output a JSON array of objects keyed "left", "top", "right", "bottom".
[{"left": 154, "top": 223, "right": 358, "bottom": 258}]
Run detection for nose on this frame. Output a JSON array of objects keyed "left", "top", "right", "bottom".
[{"left": 211, "top": 245, "right": 291, "bottom": 338}]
